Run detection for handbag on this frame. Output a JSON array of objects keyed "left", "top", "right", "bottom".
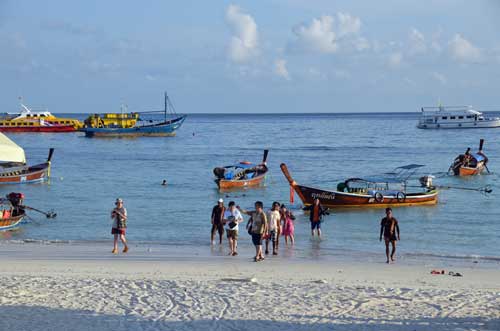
[{"left": 247, "top": 217, "right": 253, "bottom": 235}]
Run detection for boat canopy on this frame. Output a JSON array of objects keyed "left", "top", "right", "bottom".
[
  {"left": 472, "top": 153, "right": 485, "bottom": 162},
  {"left": 346, "top": 177, "right": 404, "bottom": 185},
  {"left": 225, "top": 162, "right": 256, "bottom": 169},
  {"left": 0, "top": 133, "right": 26, "bottom": 164}
]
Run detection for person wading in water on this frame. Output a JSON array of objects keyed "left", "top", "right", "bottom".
[{"left": 379, "top": 207, "right": 400, "bottom": 263}]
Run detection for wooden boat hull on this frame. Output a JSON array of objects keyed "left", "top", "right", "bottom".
[
  {"left": 0, "top": 162, "right": 50, "bottom": 184},
  {"left": 281, "top": 163, "right": 438, "bottom": 209},
  {"left": 458, "top": 164, "right": 485, "bottom": 176},
  {"left": 84, "top": 116, "right": 186, "bottom": 137},
  {"left": 217, "top": 173, "right": 267, "bottom": 190},
  {"left": 0, "top": 214, "right": 25, "bottom": 231},
  {"left": 0, "top": 125, "right": 76, "bottom": 132}
]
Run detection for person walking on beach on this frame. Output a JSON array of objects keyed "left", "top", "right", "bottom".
[
  {"left": 223, "top": 201, "right": 243, "bottom": 256},
  {"left": 211, "top": 198, "right": 225, "bottom": 245},
  {"left": 265, "top": 201, "right": 281, "bottom": 255},
  {"left": 239, "top": 201, "right": 268, "bottom": 262},
  {"left": 303, "top": 198, "right": 329, "bottom": 238},
  {"left": 379, "top": 207, "right": 400, "bottom": 263},
  {"left": 111, "top": 198, "right": 128, "bottom": 254},
  {"left": 280, "top": 204, "right": 295, "bottom": 245}
]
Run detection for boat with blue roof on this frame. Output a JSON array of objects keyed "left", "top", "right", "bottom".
[
  {"left": 213, "top": 150, "right": 269, "bottom": 190},
  {"left": 449, "top": 139, "right": 489, "bottom": 176}
]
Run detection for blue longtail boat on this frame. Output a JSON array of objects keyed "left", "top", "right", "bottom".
[{"left": 83, "top": 92, "right": 186, "bottom": 137}]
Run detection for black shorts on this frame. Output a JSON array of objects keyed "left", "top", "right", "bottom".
[
  {"left": 311, "top": 221, "right": 321, "bottom": 230},
  {"left": 384, "top": 234, "right": 398, "bottom": 242},
  {"left": 251, "top": 233, "right": 263, "bottom": 246},
  {"left": 212, "top": 223, "right": 224, "bottom": 235}
]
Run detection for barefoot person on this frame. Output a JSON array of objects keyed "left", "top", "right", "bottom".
[
  {"left": 239, "top": 201, "right": 268, "bottom": 262},
  {"left": 280, "top": 204, "right": 295, "bottom": 245},
  {"left": 303, "top": 198, "right": 329, "bottom": 238},
  {"left": 379, "top": 207, "right": 400, "bottom": 263},
  {"left": 265, "top": 202, "right": 281, "bottom": 255},
  {"left": 223, "top": 201, "right": 243, "bottom": 256},
  {"left": 111, "top": 198, "right": 128, "bottom": 254},
  {"left": 211, "top": 198, "right": 225, "bottom": 245}
]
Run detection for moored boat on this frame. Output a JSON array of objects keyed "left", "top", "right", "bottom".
[
  {"left": 214, "top": 150, "right": 269, "bottom": 190},
  {"left": 449, "top": 139, "right": 489, "bottom": 176},
  {"left": 0, "top": 100, "right": 83, "bottom": 132},
  {"left": 0, "top": 133, "right": 53, "bottom": 184},
  {"left": 417, "top": 105, "right": 500, "bottom": 129},
  {"left": 0, "top": 192, "right": 26, "bottom": 231},
  {"left": 83, "top": 93, "right": 186, "bottom": 137},
  {"left": 281, "top": 163, "right": 438, "bottom": 208}
]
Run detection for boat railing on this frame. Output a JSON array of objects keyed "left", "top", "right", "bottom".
[{"left": 420, "top": 105, "right": 475, "bottom": 113}]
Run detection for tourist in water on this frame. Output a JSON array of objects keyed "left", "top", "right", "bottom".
[
  {"left": 280, "top": 204, "right": 295, "bottom": 245},
  {"left": 223, "top": 201, "right": 243, "bottom": 256},
  {"left": 379, "top": 207, "right": 400, "bottom": 263},
  {"left": 111, "top": 198, "right": 128, "bottom": 254},
  {"left": 303, "top": 198, "right": 329, "bottom": 238},
  {"left": 211, "top": 198, "right": 225, "bottom": 245},
  {"left": 239, "top": 201, "right": 268, "bottom": 262},
  {"left": 265, "top": 201, "right": 281, "bottom": 255}
]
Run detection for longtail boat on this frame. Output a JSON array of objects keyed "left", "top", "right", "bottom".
[
  {"left": 214, "top": 150, "right": 269, "bottom": 190},
  {"left": 449, "top": 139, "right": 489, "bottom": 176},
  {"left": 0, "top": 193, "right": 26, "bottom": 231},
  {"left": 0, "top": 133, "right": 53, "bottom": 184},
  {"left": 83, "top": 92, "right": 186, "bottom": 137},
  {"left": 281, "top": 163, "right": 438, "bottom": 208},
  {"left": 0, "top": 100, "right": 82, "bottom": 132}
]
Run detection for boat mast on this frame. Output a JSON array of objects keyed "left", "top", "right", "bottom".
[{"left": 164, "top": 91, "right": 167, "bottom": 120}]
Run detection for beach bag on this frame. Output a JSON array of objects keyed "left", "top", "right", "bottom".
[
  {"left": 247, "top": 217, "right": 253, "bottom": 235},
  {"left": 227, "top": 215, "right": 237, "bottom": 229}
]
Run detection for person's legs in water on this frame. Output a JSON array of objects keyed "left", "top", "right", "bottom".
[
  {"left": 290, "top": 234, "right": 295, "bottom": 245},
  {"left": 120, "top": 233, "right": 128, "bottom": 253},
  {"left": 265, "top": 237, "right": 270, "bottom": 254},
  {"left": 227, "top": 235, "right": 234, "bottom": 255},
  {"left": 390, "top": 240, "right": 397, "bottom": 262},
  {"left": 232, "top": 237, "right": 238, "bottom": 256},
  {"left": 210, "top": 224, "right": 216, "bottom": 244},
  {"left": 384, "top": 239, "right": 390, "bottom": 263},
  {"left": 112, "top": 234, "right": 119, "bottom": 253}
]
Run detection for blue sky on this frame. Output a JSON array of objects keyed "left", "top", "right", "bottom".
[{"left": 1, "top": 0, "right": 500, "bottom": 113}]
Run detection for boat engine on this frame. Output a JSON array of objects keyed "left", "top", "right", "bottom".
[{"left": 419, "top": 175, "right": 434, "bottom": 189}]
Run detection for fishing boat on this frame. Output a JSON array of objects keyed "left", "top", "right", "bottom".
[
  {"left": 0, "top": 192, "right": 26, "bottom": 231},
  {"left": 417, "top": 105, "right": 500, "bottom": 129},
  {"left": 281, "top": 163, "right": 438, "bottom": 208},
  {"left": 449, "top": 139, "right": 489, "bottom": 176},
  {"left": 83, "top": 92, "right": 186, "bottom": 137},
  {"left": 0, "top": 133, "right": 53, "bottom": 184},
  {"left": 0, "top": 100, "right": 83, "bottom": 132},
  {"left": 213, "top": 150, "right": 269, "bottom": 190}
]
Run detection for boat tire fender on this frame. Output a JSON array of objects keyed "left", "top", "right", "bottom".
[
  {"left": 374, "top": 192, "right": 384, "bottom": 203},
  {"left": 396, "top": 192, "right": 406, "bottom": 203}
]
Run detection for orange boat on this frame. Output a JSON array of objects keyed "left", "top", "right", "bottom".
[
  {"left": 281, "top": 163, "right": 438, "bottom": 209},
  {"left": 0, "top": 193, "right": 26, "bottom": 231},
  {"left": 213, "top": 150, "right": 268, "bottom": 190},
  {"left": 449, "top": 139, "right": 489, "bottom": 176}
]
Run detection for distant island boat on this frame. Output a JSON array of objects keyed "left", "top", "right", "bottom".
[
  {"left": 0, "top": 133, "right": 53, "bottom": 184},
  {"left": 213, "top": 150, "right": 269, "bottom": 190},
  {"left": 449, "top": 139, "right": 489, "bottom": 176},
  {"left": 0, "top": 99, "right": 83, "bottom": 132},
  {"left": 281, "top": 163, "right": 438, "bottom": 208},
  {"left": 83, "top": 92, "right": 186, "bottom": 137},
  {"left": 417, "top": 105, "right": 500, "bottom": 129}
]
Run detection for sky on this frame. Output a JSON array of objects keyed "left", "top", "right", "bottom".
[{"left": 1, "top": 0, "right": 500, "bottom": 113}]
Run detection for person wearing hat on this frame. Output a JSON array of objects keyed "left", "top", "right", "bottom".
[
  {"left": 111, "top": 198, "right": 128, "bottom": 254},
  {"left": 211, "top": 198, "right": 226, "bottom": 245}
]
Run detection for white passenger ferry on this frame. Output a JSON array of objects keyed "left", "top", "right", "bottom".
[{"left": 417, "top": 106, "right": 500, "bottom": 129}]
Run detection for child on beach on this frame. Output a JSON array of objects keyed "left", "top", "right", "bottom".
[
  {"left": 303, "top": 198, "right": 329, "bottom": 238},
  {"left": 110, "top": 198, "right": 128, "bottom": 254},
  {"left": 265, "top": 202, "right": 281, "bottom": 255},
  {"left": 280, "top": 204, "right": 295, "bottom": 245},
  {"left": 239, "top": 201, "right": 268, "bottom": 262}
]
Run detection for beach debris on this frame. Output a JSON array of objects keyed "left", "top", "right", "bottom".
[
  {"left": 430, "top": 269, "right": 445, "bottom": 275},
  {"left": 314, "top": 279, "right": 328, "bottom": 284},
  {"left": 448, "top": 271, "right": 463, "bottom": 277},
  {"left": 221, "top": 277, "right": 258, "bottom": 283}
]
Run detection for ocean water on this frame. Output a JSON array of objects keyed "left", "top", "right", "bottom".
[{"left": 1, "top": 113, "right": 499, "bottom": 263}]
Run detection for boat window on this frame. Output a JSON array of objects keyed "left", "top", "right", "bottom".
[
  {"left": 40, "top": 114, "right": 45, "bottom": 117},
  {"left": 29, "top": 122, "right": 34, "bottom": 125},
  {"left": 458, "top": 116, "right": 464, "bottom": 119},
  {"left": 466, "top": 115, "right": 473, "bottom": 119},
  {"left": 450, "top": 116, "right": 456, "bottom": 119},
  {"left": 441, "top": 116, "right": 447, "bottom": 120},
  {"left": 26, "top": 114, "right": 31, "bottom": 117}
]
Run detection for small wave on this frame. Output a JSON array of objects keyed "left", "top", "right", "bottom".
[{"left": 404, "top": 252, "right": 500, "bottom": 262}]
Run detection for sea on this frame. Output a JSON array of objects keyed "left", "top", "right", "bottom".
[{"left": 1, "top": 112, "right": 499, "bottom": 266}]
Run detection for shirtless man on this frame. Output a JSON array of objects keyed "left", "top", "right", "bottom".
[{"left": 379, "top": 207, "right": 400, "bottom": 263}]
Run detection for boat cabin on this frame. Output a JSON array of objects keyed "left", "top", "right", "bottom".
[{"left": 417, "top": 106, "right": 500, "bottom": 129}]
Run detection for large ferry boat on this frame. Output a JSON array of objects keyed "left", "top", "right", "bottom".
[
  {"left": 417, "top": 106, "right": 500, "bottom": 129},
  {"left": 0, "top": 102, "right": 83, "bottom": 132}
]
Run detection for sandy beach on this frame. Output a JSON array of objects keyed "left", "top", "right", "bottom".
[{"left": 0, "top": 242, "right": 498, "bottom": 331}]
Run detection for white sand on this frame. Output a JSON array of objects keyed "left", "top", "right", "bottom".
[{"left": 0, "top": 242, "right": 498, "bottom": 331}]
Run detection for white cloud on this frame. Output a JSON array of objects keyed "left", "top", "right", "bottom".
[
  {"left": 388, "top": 52, "right": 403, "bottom": 68},
  {"left": 337, "top": 12, "right": 361, "bottom": 37},
  {"left": 291, "top": 16, "right": 338, "bottom": 54},
  {"left": 408, "top": 28, "right": 427, "bottom": 55},
  {"left": 274, "top": 59, "right": 290, "bottom": 80},
  {"left": 431, "top": 72, "right": 447, "bottom": 85},
  {"left": 225, "top": 5, "right": 259, "bottom": 63},
  {"left": 448, "top": 34, "right": 481, "bottom": 62}
]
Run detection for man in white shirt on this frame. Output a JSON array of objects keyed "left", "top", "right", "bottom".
[
  {"left": 266, "top": 201, "right": 282, "bottom": 256},
  {"left": 223, "top": 201, "right": 243, "bottom": 256}
]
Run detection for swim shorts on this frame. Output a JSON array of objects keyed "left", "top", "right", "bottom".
[{"left": 310, "top": 221, "right": 321, "bottom": 230}]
